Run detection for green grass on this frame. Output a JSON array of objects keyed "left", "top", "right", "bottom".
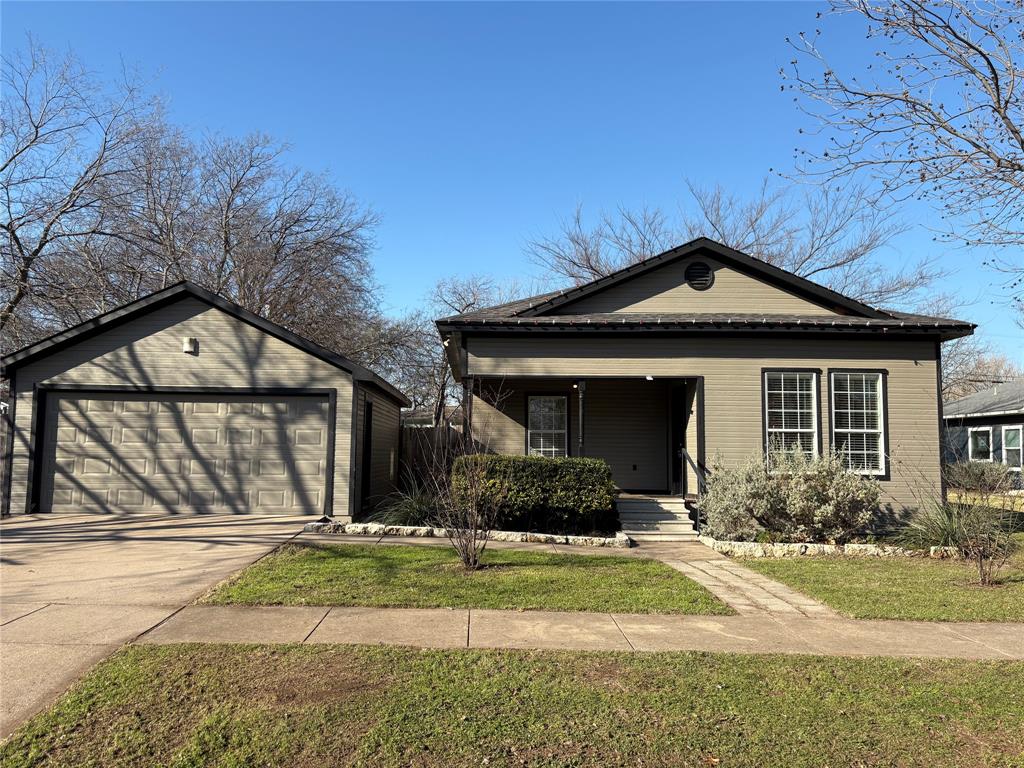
[
  {"left": 744, "top": 535, "right": 1024, "bottom": 622},
  {"left": 3, "top": 644, "right": 1023, "bottom": 767},
  {"left": 203, "top": 542, "right": 730, "bottom": 615}
]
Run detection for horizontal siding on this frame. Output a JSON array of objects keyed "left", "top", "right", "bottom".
[
  {"left": 10, "top": 297, "right": 355, "bottom": 517},
  {"left": 558, "top": 256, "right": 840, "bottom": 316},
  {"left": 368, "top": 391, "right": 400, "bottom": 502},
  {"left": 467, "top": 336, "right": 941, "bottom": 510}
]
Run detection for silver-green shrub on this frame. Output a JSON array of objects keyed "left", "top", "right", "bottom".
[{"left": 702, "top": 452, "right": 881, "bottom": 544}]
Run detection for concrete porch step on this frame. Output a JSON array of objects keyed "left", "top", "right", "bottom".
[
  {"left": 627, "top": 532, "right": 700, "bottom": 542},
  {"left": 620, "top": 521, "right": 697, "bottom": 535},
  {"left": 617, "top": 495, "right": 698, "bottom": 540}
]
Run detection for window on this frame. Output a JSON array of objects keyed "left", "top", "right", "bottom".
[
  {"left": 968, "top": 427, "right": 992, "bottom": 462},
  {"left": 764, "top": 371, "right": 818, "bottom": 460},
  {"left": 830, "top": 371, "right": 886, "bottom": 475},
  {"left": 1002, "top": 426, "right": 1022, "bottom": 470},
  {"left": 527, "top": 396, "right": 567, "bottom": 457}
]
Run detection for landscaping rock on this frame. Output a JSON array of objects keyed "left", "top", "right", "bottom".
[
  {"left": 301, "top": 521, "right": 632, "bottom": 548},
  {"left": 698, "top": 535, "right": 931, "bottom": 559}
]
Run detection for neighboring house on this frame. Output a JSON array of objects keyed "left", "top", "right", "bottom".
[
  {"left": 943, "top": 380, "right": 1024, "bottom": 473},
  {"left": 436, "top": 237, "right": 974, "bottom": 538},
  {"left": 1, "top": 282, "right": 408, "bottom": 520}
]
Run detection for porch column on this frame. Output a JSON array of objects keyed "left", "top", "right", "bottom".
[
  {"left": 575, "top": 379, "right": 586, "bottom": 457},
  {"left": 461, "top": 376, "right": 474, "bottom": 450}
]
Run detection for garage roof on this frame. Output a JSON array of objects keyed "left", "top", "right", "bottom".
[{"left": 0, "top": 282, "right": 410, "bottom": 407}]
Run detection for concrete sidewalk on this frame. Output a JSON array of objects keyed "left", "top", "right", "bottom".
[{"left": 137, "top": 604, "right": 1024, "bottom": 660}]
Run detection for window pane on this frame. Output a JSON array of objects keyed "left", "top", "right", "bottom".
[
  {"left": 1006, "top": 448, "right": 1022, "bottom": 469},
  {"left": 765, "top": 372, "right": 817, "bottom": 462},
  {"left": 832, "top": 372, "right": 884, "bottom": 474},
  {"left": 528, "top": 397, "right": 566, "bottom": 458},
  {"left": 1005, "top": 428, "right": 1021, "bottom": 450},
  {"left": 970, "top": 430, "right": 991, "bottom": 461}
]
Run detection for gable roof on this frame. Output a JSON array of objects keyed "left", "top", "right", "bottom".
[
  {"left": 435, "top": 238, "right": 974, "bottom": 340},
  {"left": 522, "top": 238, "right": 888, "bottom": 319},
  {"left": 943, "top": 379, "right": 1024, "bottom": 419},
  {"left": 1, "top": 281, "right": 410, "bottom": 406}
]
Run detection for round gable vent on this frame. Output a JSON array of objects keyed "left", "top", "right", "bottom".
[{"left": 685, "top": 261, "right": 714, "bottom": 291}]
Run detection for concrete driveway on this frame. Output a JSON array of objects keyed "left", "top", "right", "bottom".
[{"left": 0, "top": 513, "right": 304, "bottom": 739}]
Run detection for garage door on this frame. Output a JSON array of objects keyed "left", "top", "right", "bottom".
[{"left": 39, "top": 392, "right": 330, "bottom": 515}]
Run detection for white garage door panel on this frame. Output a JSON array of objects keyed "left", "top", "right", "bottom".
[{"left": 42, "top": 393, "right": 329, "bottom": 514}]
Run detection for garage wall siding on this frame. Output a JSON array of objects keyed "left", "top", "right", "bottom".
[
  {"left": 8, "top": 298, "right": 356, "bottom": 517},
  {"left": 466, "top": 336, "right": 942, "bottom": 510}
]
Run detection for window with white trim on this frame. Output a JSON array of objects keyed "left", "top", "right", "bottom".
[
  {"left": 831, "top": 371, "right": 886, "bottom": 475},
  {"left": 764, "top": 371, "right": 818, "bottom": 460},
  {"left": 527, "top": 396, "right": 567, "bottom": 458},
  {"left": 968, "top": 426, "right": 993, "bottom": 462},
  {"left": 1002, "top": 425, "right": 1021, "bottom": 470}
]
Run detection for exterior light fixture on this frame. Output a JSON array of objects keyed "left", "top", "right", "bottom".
[
  {"left": 645, "top": 375, "right": 654, "bottom": 381},
  {"left": 182, "top": 337, "right": 198, "bottom": 355}
]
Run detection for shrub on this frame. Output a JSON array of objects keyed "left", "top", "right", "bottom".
[
  {"left": 450, "top": 454, "right": 617, "bottom": 535},
  {"left": 944, "top": 461, "right": 1014, "bottom": 493},
  {"left": 702, "top": 452, "right": 881, "bottom": 544},
  {"left": 699, "top": 455, "right": 772, "bottom": 542}
]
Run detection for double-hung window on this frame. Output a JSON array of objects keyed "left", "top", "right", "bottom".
[
  {"left": 527, "top": 396, "right": 567, "bottom": 457},
  {"left": 1002, "top": 426, "right": 1022, "bottom": 470},
  {"left": 830, "top": 371, "right": 886, "bottom": 475},
  {"left": 763, "top": 371, "right": 819, "bottom": 460},
  {"left": 968, "top": 426, "right": 993, "bottom": 462}
]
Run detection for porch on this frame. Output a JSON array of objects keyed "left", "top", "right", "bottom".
[{"left": 464, "top": 375, "right": 707, "bottom": 498}]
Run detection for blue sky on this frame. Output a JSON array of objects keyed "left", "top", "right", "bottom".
[{"left": 4, "top": 1, "right": 1021, "bottom": 361}]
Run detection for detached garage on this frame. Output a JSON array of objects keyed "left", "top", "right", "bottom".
[{"left": 1, "top": 282, "right": 408, "bottom": 519}]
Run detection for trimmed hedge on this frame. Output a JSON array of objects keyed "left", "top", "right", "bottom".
[{"left": 451, "top": 454, "right": 617, "bottom": 535}]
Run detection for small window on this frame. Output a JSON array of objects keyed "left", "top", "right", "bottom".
[
  {"left": 1002, "top": 426, "right": 1022, "bottom": 470},
  {"left": 831, "top": 371, "right": 886, "bottom": 475},
  {"left": 969, "top": 427, "right": 993, "bottom": 462},
  {"left": 527, "top": 396, "right": 567, "bottom": 458},
  {"left": 764, "top": 371, "right": 818, "bottom": 461}
]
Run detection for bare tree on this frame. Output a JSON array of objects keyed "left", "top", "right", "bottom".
[
  {"left": 1, "top": 40, "right": 386, "bottom": 368},
  {"left": 0, "top": 39, "right": 153, "bottom": 348},
  {"left": 528, "top": 178, "right": 939, "bottom": 307},
  {"left": 785, "top": 0, "right": 1024, "bottom": 318},
  {"left": 942, "top": 339, "right": 1024, "bottom": 399}
]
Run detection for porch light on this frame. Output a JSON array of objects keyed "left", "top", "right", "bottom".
[
  {"left": 645, "top": 375, "right": 654, "bottom": 381},
  {"left": 182, "top": 337, "right": 198, "bottom": 355}
]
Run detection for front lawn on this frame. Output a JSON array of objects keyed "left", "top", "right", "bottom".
[
  {"left": 744, "top": 535, "right": 1024, "bottom": 622},
  {"left": 204, "top": 542, "right": 729, "bottom": 615},
  {"left": 4, "top": 644, "right": 1022, "bottom": 768}
]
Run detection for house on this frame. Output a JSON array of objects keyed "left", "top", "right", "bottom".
[
  {"left": 1, "top": 282, "right": 408, "bottom": 520},
  {"left": 436, "top": 237, "right": 974, "bottom": 539},
  {"left": 943, "top": 379, "right": 1023, "bottom": 473},
  {"left": 401, "top": 404, "right": 463, "bottom": 430}
]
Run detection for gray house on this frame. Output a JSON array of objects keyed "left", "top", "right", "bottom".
[
  {"left": 1, "top": 282, "right": 408, "bottom": 520},
  {"left": 437, "top": 238, "right": 975, "bottom": 539},
  {"left": 943, "top": 380, "right": 1024, "bottom": 473}
]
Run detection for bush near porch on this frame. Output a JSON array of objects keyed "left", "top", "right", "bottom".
[
  {"left": 451, "top": 454, "right": 617, "bottom": 535},
  {"left": 701, "top": 452, "right": 880, "bottom": 544}
]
